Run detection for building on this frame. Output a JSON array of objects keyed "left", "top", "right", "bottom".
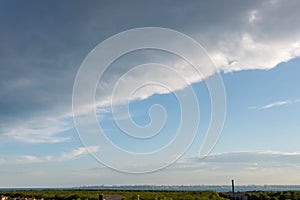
[
  {"left": 1, "top": 196, "right": 8, "bottom": 200},
  {"left": 99, "top": 194, "right": 122, "bottom": 200},
  {"left": 226, "top": 192, "right": 249, "bottom": 200},
  {"left": 226, "top": 179, "right": 249, "bottom": 200}
]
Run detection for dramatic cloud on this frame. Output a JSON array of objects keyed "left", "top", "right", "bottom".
[{"left": 1, "top": 0, "right": 300, "bottom": 143}]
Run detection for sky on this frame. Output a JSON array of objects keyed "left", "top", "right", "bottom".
[{"left": 1, "top": 0, "right": 300, "bottom": 187}]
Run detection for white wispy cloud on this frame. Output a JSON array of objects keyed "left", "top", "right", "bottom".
[
  {"left": 249, "top": 98, "right": 300, "bottom": 110},
  {"left": 0, "top": 146, "right": 100, "bottom": 165},
  {"left": 2, "top": 116, "right": 72, "bottom": 144},
  {"left": 58, "top": 146, "right": 100, "bottom": 161}
]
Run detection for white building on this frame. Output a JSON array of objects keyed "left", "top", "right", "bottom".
[{"left": 1, "top": 196, "right": 8, "bottom": 200}]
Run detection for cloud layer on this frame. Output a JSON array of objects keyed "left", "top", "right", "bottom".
[{"left": 2, "top": 150, "right": 300, "bottom": 186}]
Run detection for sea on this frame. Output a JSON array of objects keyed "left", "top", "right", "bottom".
[{"left": 1, "top": 185, "right": 300, "bottom": 192}]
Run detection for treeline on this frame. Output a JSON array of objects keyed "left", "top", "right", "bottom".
[
  {"left": 247, "top": 191, "right": 300, "bottom": 200},
  {"left": 220, "top": 191, "right": 300, "bottom": 200},
  {"left": 0, "top": 190, "right": 227, "bottom": 200},
  {"left": 4, "top": 190, "right": 300, "bottom": 200}
]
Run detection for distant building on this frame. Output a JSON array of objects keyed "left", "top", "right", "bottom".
[
  {"left": 226, "top": 180, "right": 249, "bottom": 200},
  {"left": 1, "top": 196, "right": 8, "bottom": 200},
  {"left": 99, "top": 194, "right": 122, "bottom": 200},
  {"left": 226, "top": 192, "right": 249, "bottom": 200}
]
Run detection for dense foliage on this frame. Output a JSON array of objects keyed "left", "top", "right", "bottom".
[
  {"left": 246, "top": 191, "right": 300, "bottom": 200},
  {"left": 0, "top": 190, "right": 226, "bottom": 200},
  {"left": 219, "top": 191, "right": 300, "bottom": 200},
  {"left": 3, "top": 190, "right": 300, "bottom": 200}
]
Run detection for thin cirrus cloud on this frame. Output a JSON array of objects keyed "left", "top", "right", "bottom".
[
  {"left": 0, "top": 146, "right": 100, "bottom": 165},
  {"left": 1, "top": 116, "right": 72, "bottom": 144},
  {"left": 249, "top": 98, "right": 300, "bottom": 110},
  {"left": 1, "top": 0, "right": 300, "bottom": 143}
]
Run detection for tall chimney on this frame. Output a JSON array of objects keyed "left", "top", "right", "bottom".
[
  {"left": 99, "top": 194, "right": 104, "bottom": 200},
  {"left": 231, "top": 179, "right": 235, "bottom": 193}
]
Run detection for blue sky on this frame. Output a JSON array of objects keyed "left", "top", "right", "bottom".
[{"left": 1, "top": 0, "right": 300, "bottom": 187}]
